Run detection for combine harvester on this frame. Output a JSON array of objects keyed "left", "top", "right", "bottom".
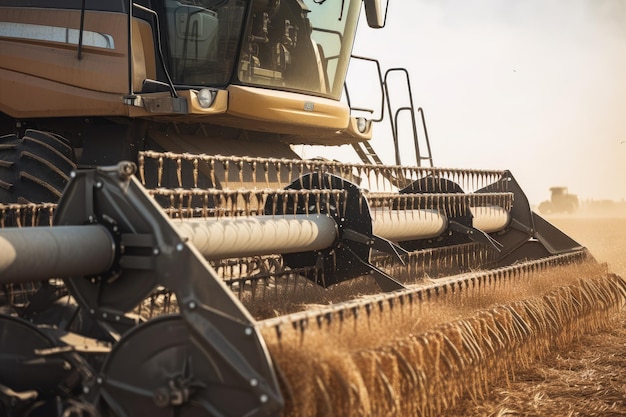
[{"left": 1, "top": 1, "right": 624, "bottom": 416}]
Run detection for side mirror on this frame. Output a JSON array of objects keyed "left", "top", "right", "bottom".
[{"left": 363, "top": 0, "right": 387, "bottom": 29}]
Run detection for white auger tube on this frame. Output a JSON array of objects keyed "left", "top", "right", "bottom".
[
  {"left": 0, "top": 225, "right": 115, "bottom": 283},
  {"left": 174, "top": 215, "right": 338, "bottom": 260},
  {"left": 0, "top": 207, "right": 511, "bottom": 281}
]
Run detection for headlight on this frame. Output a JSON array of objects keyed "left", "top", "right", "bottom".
[
  {"left": 197, "top": 88, "right": 217, "bottom": 108},
  {"left": 356, "top": 117, "right": 369, "bottom": 133}
]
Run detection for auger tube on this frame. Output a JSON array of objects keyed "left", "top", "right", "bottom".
[
  {"left": 175, "top": 215, "right": 338, "bottom": 260},
  {"left": 0, "top": 203, "right": 510, "bottom": 282},
  {"left": 372, "top": 208, "right": 448, "bottom": 240},
  {"left": 471, "top": 206, "right": 511, "bottom": 233},
  {"left": 0, "top": 225, "right": 115, "bottom": 283}
]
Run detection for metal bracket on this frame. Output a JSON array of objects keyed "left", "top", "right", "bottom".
[
  {"left": 448, "top": 220, "right": 504, "bottom": 252},
  {"left": 53, "top": 162, "right": 283, "bottom": 416},
  {"left": 342, "top": 228, "right": 409, "bottom": 264}
]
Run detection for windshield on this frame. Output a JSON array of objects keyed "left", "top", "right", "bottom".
[
  {"left": 163, "top": 0, "right": 247, "bottom": 86},
  {"left": 163, "top": 0, "right": 361, "bottom": 100}
]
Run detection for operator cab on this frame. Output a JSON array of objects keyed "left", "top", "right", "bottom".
[{"left": 158, "top": 0, "right": 370, "bottom": 100}]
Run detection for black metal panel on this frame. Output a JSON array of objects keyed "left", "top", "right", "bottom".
[{"left": 269, "top": 172, "right": 374, "bottom": 287}]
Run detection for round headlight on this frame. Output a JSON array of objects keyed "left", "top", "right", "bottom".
[
  {"left": 356, "top": 117, "right": 368, "bottom": 133},
  {"left": 197, "top": 88, "right": 217, "bottom": 108}
]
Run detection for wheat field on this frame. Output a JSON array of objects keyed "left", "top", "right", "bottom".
[
  {"left": 447, "top": 214, "right": 626, "bottom": 416},
  {"left": 266, "top": 214, "right": 626, "bottom": 417}
]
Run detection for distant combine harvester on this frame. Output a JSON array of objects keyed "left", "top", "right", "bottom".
[{"left": 538, "top": 186, "right": 579, "bottom": 214}]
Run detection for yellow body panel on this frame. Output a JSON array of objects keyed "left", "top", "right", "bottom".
[
  {"left": 0, "top": 7, "right": 154, "bottom": 117},
  {"left": 227, "top": 85, "right": 349, "bottom": 131},
  {"left": 0, "top": 7, "right": 369, "bottom": 144}
]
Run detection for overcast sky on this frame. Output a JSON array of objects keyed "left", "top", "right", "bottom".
[{"left": 305, "top": 0, "right": 626, "bottom": 205}]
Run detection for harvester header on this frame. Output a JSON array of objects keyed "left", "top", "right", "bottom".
[{"left": 0, "top": 154, "right": 591, "bottom": 415}]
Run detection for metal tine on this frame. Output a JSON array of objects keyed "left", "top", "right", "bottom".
[
  {"left": 222, "top": 159, "right": 229, "bottom": 189},
  {"left": 176, "top": 156, "right": 182, "bottom": 187},
  {"left": 227, "top": 192, "right": 234, "bottom": 217},
  {"left": 138, "top": 153, "right": 146, "bottom": 185},
  {"left": 356, "top": 166, "right": 364, "bottom": 188},
  {"left": 255, "top": 192, "right": 266, "bottom": 216},
  {"left": 338, "top": 190, "right": 346, "bottom": 220},
  {"left": 298, "top": 160, "right": 307, "bottom": 184},
  {"left": 429, "top": 194, "right": 435, "bottom": 216},
  {"left": 201, "top": 191, "right": 209, "bottom": 218},
  {"left": 393, "top": 166, "right": 401, "bottom": 190},
  {"left": 327, "top": 160, "right": 336, "bottom": 178},
  {"left": 270, "top": 193, "right": 278, "bottom": 218},
  {"left": 157, "top": 155, "right": 164, "bottom": 187},
  {"left": 208, "top": 158, "right": 216, "bottom": 189},
  {"left": 237, "top": 159, "right": 244, "bottom": 188},
  {"left": 28, "top": 206, "right": 36, "bottom": 227},
  {"left": 182, "top": 190, "right": 189, "bottom": 218},
  {"left": 374, "top": 166, "right": 385, "bottom": 190},
  {"left": 297, "top": 161, "right": 306, "bottom": 189},
  {"left": 406, "top": 166, "right": 415, "bottom": 187},
  {"left": 273, "top": 160, "right": 281, "bottom": 189},
  {"left": 335, "top": 163, "right": 348, "bottom": 184},
  {"left": 294, "top": 191, "right": 302, "bottom": 216},
  {"left": 243, "top": 191, "right": 250, "bottom": 216},
  {"left": 261, "top": 160, "right": 269, "bottom": 189},
  {"left": 286, "top": 160, "right": 293, "bottom": 186},
  {"left": 168, "top": 193, "right": 176, "bottom": 217},
  {"left": 250, "top": 159, "right": 257, "bottom": 189},
  {"left": 372, "top": 166, "right": 381, "bottom": 192},
  {"left": 320, "top": 168, "right": 329, "bottom": 192},
  {"left": 337, "top": 171, "right": 346, "bottom": 194},
  {"left": 283, "top": 194, "right": 296, "bottom": 217},
  {"left": 345, "top": 164, "right": 355, "bottom": 184},
  {"left": 363, "top": 166, "right": 371, "bottom": 191},
  {"left": 15, "top": 206, "right": 22, "bottom": 228},
  {"left": 192, "top": 158, "right": 199, "bottom": 188},
  {"left": 216, "top": 192, "right": 225, "bottom": 218}
]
